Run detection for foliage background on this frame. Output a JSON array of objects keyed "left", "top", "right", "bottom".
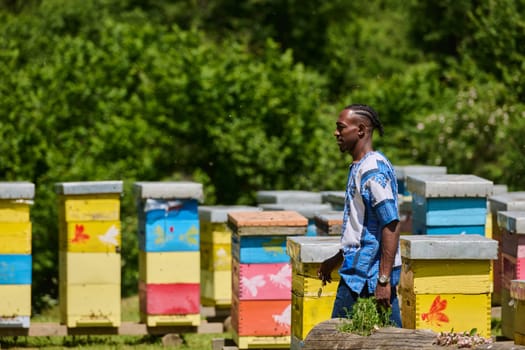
[{"left": 0, "top": 0, "right": 523, "bottom": 313}]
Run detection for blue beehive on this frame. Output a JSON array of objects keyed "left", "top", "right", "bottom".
[
  {"left": 135, "top": 182, "right": 203, "bottom": 252},
  {"left": 407, "top": 174, "right": 493, "bottom": 235}
]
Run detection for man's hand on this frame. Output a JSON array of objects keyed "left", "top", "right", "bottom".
[
  {"left": 375, "top": 282, "right": 392, "bottom": 309},
  {"left": 317, "top": 250, "right": 343, "bottom": 286}
]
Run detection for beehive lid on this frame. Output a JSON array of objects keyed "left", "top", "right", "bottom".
[
  {"left": 0, "top": 182, "right": 35, "bottom": 199},
  {"left": 198, "top": 205, "right": 262, "bottom": 223},
  {"left": 322, "top": 191, "right": 345, "bottom": 207},
  {"left": 286, "top": 236, "right": 341, "bottom": 263},
  {"left": 394, "top": 165, "right": 447, "bottom": 181},
  {"left": 488, "top": 191, "right": 525, "bottom": 215},
  {"left": 134, "top": 181, "right": 203, "bottom": 201},
  {"left": 497, "top": 211, "right": 525, "bottom": 234},
  {"left": 400, "top": 234, "right": 497, "bottom": 260},
  {"left": 259, "top": 203, "right": 333, "bottom": 219},
  {"left": 407, "top": 174, "right": 493, "bottom": 198},
  {"left": 55, "top": 181, "right": 123, "bottom": 195},
  {"left": 510, "top": 280, "right": 525, "bottom": 300},
  {"left": 256, "top": 190, "right": 322, "bottom": 204},
  {"left": 314, "top": 211, "right": 343, "bottom": 225},
  {"left": 227, "top": 210, "right": 307, "bottom": 236}
]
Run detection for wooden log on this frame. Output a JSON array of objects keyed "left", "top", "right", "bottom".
[{"left": 302, "top": 319, "right": 525, "bottom": 350}]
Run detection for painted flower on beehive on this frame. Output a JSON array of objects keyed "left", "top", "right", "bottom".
[
  {"left": 242, "top": 275, "right": 266, "bottom": 297},
  {"left": 214, "top": 247, "right": 230, "bottom": 269},
  {"left": 421, "top": 295, "right": 449, "bottom": 327},
  {"left": 269, "top": 264, "right": 291, "bottom": 289},
  {"left": 154, "top": 225, "right": 173, "bottom": 245},
  {"left": 98, "top": 225, "right": 119, "bottom": 246},
  {"left": 179, "top": 225, "right": 198, "bottom": 245},
  {"left": 71, "top": 224, "right": 90, "bottom": 243},
  {"left": 262, "top": 237, "right": 285, "bottom": 255},
  {"left": 272, "top": 304, "right": 291, "bottom": 328}
]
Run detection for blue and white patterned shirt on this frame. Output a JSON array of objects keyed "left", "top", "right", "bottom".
[{"left": 339, "top": 151, "right": 401, "bottom": 294}]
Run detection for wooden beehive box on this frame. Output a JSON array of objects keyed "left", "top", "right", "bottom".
[
  {"left": 56, "top": 181, "right": 123, "bottom": 328},
  {"left": 256, "top": 190, "right": 322, "bottom": 205},
  {"left": 400, "top": 234, "right": 497, "bottom": 338},
  {"left": 228, "top": 210, "right": 307, "bottom": 349},
  {"left": 394, "top": 165, "right": 447, "bottom": 197},
  {"left": 313, "top": 211, "right": 343, "bottom": 236},
  {"left": 407, "top": 174, "right": 493, "bottom": 235},
  {"left": 0, "top": 182, "right": 34, "bottom": 328},
  {"left": 199, "top": 205, "right": 261, "bottom": 307},
  {"left": 511, "top": 279, "right": 525, "bottom": 345},
  {"left": 488, "top": 192, "right": 525, "bottom": 306},
  {"left": 497, "top": 211, "right": 525, "bottom": 340},
  {"left": 286, "top": 236, "right": 341, "bottom": 350},
  {"left": 259, "top": 203, "right": 333, "bottom": 237},
  {"left": 134, "top": 181, "right": 203, "bottom": 327}
]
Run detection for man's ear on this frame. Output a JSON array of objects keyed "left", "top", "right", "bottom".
[{"left": 358, "top": 123, "right": 367, "bottom": 137}]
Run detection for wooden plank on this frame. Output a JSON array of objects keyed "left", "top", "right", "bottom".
[{"left": 0, "top": 321, "right": 223, "bottom": 336}]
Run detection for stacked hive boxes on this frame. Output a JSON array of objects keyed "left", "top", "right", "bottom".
[
  {"left": 488, "top": 192, "right": 525, "bottom": 306},
  {"left": 256, "top": 190, "right": 323, "bottom": 236},
  {"left": 0, "top": 182, "right": 34, "bottom": 328},
  {"left": 259, "top": 203, "right": 332, "bottom": 237},
  {"left": 57, "top": 181, "right": 123, "bottom": 327},
  {"left": 286, "top": 236, "right": 341, "bottom": 350},
  {"left": 228, "top": 210, "right": 307, "bottom": 349},
  {"left": 407, "top": 174, "right": 493, "bottom": 235},
  {"left": 399, "top": 235, "right": 497, "bottom": 338},
  {"left": 134, "top": 181, "right": 203, "bottom": 327},
  {"left": 313, "top": 211, "right": 343, "bottom": 236},
  {"left": 511, "top": 280, "right": 525, "bottom": 345},
  {"left": 199, "top": 205, "right": 262, "bottom": 309},
  {"left": 496, "top": 211, "right": 525, "bottom": 340},
  {"left": 393, "top": 165, "right": 447, "bottom": 234}
]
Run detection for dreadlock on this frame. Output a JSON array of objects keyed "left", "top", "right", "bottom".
[{"left": 344, "top": 104, "right": 384, "bottom": 137}]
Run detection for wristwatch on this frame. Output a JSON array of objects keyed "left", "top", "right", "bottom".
[{"left": 378, "top": 274, "right": 390, "bottom": 285}]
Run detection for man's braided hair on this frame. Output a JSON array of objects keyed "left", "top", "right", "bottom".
[{"left": 344, "top": 104, "right": 384, "bottom": 137}]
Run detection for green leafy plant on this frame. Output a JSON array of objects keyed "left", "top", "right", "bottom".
[{"left": 337, "top": 297, "right": 395, "bottom": 336}]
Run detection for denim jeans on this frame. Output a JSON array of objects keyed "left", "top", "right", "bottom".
[{"left": 331, "top": 280, "right": 402, "bottom": 328}]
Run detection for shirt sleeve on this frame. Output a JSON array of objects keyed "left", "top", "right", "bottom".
[{"left": 367, "top": 172, "right": 399, "bottom": 229}]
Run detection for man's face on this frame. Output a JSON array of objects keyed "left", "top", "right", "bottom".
[{"left": 334, "top": 109, "right": 361, "bottom": 154}]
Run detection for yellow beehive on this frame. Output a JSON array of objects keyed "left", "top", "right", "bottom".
[
  {"left": 140, "top": 314, "right": 201, "bottom": 327},
  {"left": 199, "top": 205, "right": 261, "bottom": 307},
  {"left": 59, "top": 220, "right": 121, "bottom": 253},
  {"left": 0, "top": 284, "right": 31, "bottom": 316},
  {"left": 60, "top": 283, "right": 121, "bottom": 328},
  {"left": 56, "top": 181, "right": 123, "bottom": 328},
  {"left": 400, "top": 291, "right": 491, "bottom": 337},
  {"left": 511, "top": 279, "right": 525, "bottom": 345},
  {"left": 400, "top": 235, "right": 497, "bottom": 339},
  {"left": 139, "top": 250, "right": 200, "bottom": 284},
  {"left": 0, "top": 199, "right": 31, "bottom": 222},
  {"left": 0, "top": 222, "right": 32, "bottom": 254},
  {"left": 286, "top": 236, "right": 341, "bottom": 344}
]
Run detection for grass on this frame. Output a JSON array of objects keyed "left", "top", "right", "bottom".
[{"left": 0, "top": 295, "right": 232, "bottom": 349}]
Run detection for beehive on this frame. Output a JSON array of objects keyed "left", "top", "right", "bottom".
[
  {"left": 199, "top": 205, "right": 262, "bottom": 308},
  {"left": 259, "top": 203, "right": 333, "bottom": 236},
  {"left": 286, "top": 236, "right": 341, "bottom": 350},
  {"left": 497, "top": 211, "right": 525, "bottom": 340},
  {"left": 407, "top": 174, "right": 493, "bottom": 235},
  {"left": 313, "top": 211, "right": 343, "bottom": 236},
  {"left": 400, "top": 234, "right": 497, "bottom": 338},
  {"left": 490, "top": 193, "right": 525, "bottom": 306},
  {"left": 256, "top": 190, "right": 322, "bottom": 205},
  {"left": 0, "top": 182, "right": 34, "bottom": 328},
  {"left": 134, "top": 181, "right": 203, "bottom": 326},
  {"left": 510, "top": 279, "right": 525, "bottom": 345},
  {"left": 56, "top": 181, "right": 123, "bottom": 327},
  {"left": 228, "top": 210, "right": 307, "bottom": 349}
]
